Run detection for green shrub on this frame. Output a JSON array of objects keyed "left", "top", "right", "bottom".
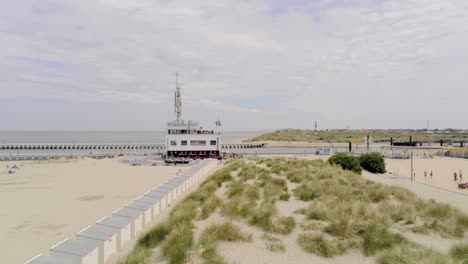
[
  {"left": 359, "top": 153, "right": 386, "bottom": 174},
  {"left": 450, "top": 243, "right": 468, "bottom": 263},
  {"left": 328, "top": 153, "right": 362, "bottom": 174}
]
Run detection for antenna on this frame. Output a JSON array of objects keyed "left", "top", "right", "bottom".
[{"left": 175, "top": 73, "right": 182, "bottom": 122}]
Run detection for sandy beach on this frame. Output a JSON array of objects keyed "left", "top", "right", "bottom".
[
  {"left": 384, "top": 157, "right": 468, "bottom": 195},
  {"left": 0, "top": 157, "right": 181, "bottom": 264}
]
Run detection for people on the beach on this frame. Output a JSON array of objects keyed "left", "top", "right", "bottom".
[
  {"left": 460, "top": 170, "right": 463, "bottom": 181},
  {"left": 424, "top": 170, "right": 427, "bottom": 180},
  {"left": 454, "top": 172, "right": 458, "bottom": 181},
  {"left": 430, "top": 170, "right": 433, "bottom": 179}
]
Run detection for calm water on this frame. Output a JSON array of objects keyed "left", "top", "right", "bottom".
[{"left": 0, "top": 131, "right": 265, "bottom": 144}]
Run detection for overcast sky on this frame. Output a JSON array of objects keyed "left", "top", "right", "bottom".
[{"left": 1, "top": 0, "right": 468, "bottom": 131}]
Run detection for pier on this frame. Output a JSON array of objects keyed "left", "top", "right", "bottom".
[
  {"left": 0, "top": 143, "right": 267, "bottom": 160},
  {"left": 0, "top": 143, "right": 265, "bottom": 151}
]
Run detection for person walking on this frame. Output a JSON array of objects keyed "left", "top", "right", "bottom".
[
  {"left": 460, "top": 170, "right": 463, "bottom": 181},
  {"left": 454, "top": 172, "right": 458, "bottom": 181},
  {"left": 430, "top": 170, "right": 433, "bottom": 180},
  {"left": 424, "top": 170, "right": 427, "bottom": 180}
]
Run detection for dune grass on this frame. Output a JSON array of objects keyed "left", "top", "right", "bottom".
[
  {"left": 450, "top": 242, "right": 468, "bottom": 263},
  {"left": 262, "top": 233, "right": 286, "bottom": 253},
  {"left": 256, "top": 157, "right": 468, "bottom": 263},
  {"left": 279, "top": 192, "right": 290, "bottom": 201},
  {"left": 297, "top": 233, "right": 347, "bottom": 258},
  {"left": 200, "top": 194, "right": 222, "bottom": 220},
  {"left": 271, "top": 216, "right": 296, "bottom": 235},
  {"left": 200, "top": 221, "right": 252, "bottom": 243},
  {"left": 119, "top": 245, "right": 152, "bottom": 264},
  {"left": 198, "top": 222, "right": 252, "bottom": 264},
  {"left": 244, "top": 184, "right": 260, "bottom": 201},
  {"left": 121, "top": 157, "right": 468, "bottom": 264},
  {"left": 161, "top": 222, "right": 194, "bottom": 264},
  {"left": 358, "top": 223, "right": 406, "bottom": 256},
  {"left": 378, "top": 244, "right": 452, "bottom": 264},
  {"left": 226, "top": 180, "right": 246, "bottom": 198}
]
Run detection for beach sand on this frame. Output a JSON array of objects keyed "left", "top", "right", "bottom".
[
  {"left": 384, "top": 157, "right": 468, "bottom": 195},
  {"left": 0, "top": 157, "right": 181, "bottom": 264}
]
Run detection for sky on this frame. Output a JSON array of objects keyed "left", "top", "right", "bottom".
[{"left": 1, "top": 0, "right": 468, "bottom": 131}]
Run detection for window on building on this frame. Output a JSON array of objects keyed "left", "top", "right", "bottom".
[
  {"left": 181, "top": 140, "right": 187, "bottom": 146},
  {"left": 190, "top": 140, "right": 206, "bottom": 146},
  {"left": 210, "top": 140, "right": 217, "bottom": 146},
  {"left": 170, "top": 140, "right": 177, "bottom": 146}
]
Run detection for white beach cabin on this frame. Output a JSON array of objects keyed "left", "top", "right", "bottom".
[
  {"left": 76, "top": 225, "right": 119, "bottom": 264},
  {"left": 125, "top": 201, "right": 153, "bottom": 228},
  {"left": 112, "top": 207, "right": 144, "bottom": 237},
  {"left": 96, "top": 215, "right": 132, "bottom": 250},
  {"left": 136, "top": 195, "right": 161, "bottom": 217},
  {"left": 50, "top": 237, "right": 100, "bottom": 264},
  {"left": 147, "top": 188, "right": 171, "bottom": 207}
]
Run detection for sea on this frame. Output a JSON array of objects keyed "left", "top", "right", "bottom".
[{"left": 0, "top": 131, "right": 264, "bottom": 145}]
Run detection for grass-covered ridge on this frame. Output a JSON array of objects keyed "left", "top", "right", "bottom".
[
  {"left": 244, "top": 129, "right": 468, "bottom": 143},
  {"left": 120, "top": 157, "right": 468, "bottom": 264}
]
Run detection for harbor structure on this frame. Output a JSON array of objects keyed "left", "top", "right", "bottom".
[{"left": 165, "top": 74, "right": 222, "bottom": 162}]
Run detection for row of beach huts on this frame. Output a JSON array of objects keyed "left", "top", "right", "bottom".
[{"left": 25, "top": 159, "right": 219, "bottom": 264}]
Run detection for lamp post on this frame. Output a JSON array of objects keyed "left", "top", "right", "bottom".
[{"left": 410, "top": 150, "right": 414, "bottom": 182}]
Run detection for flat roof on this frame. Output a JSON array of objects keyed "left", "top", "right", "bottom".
[
  {"left": 51, "top": 237, "right": 100, "bottom": 257},
  {"left": 160, "top": 182, "right": 179, "bottom": 189},
  {"left": 170, "top": 177, "right": 187, "bottom": 183},
  {"left": 126, "top": 200, "right": 153, "bottom": 211},
  {"left": 77, "top": 224, "right": 118, "bottom": 241},
  {"left": 137, "top": 195, "right": 161, "bottom": 204},
  {"left": 113, "top": 207, "right": 143, "bottom": 219},
  {"left": 150, "top": 187, "right": 171, "bottom": 194},
  {"left": 156, "top": 185, "right": 176, "bottom": 192},
  {"left": 146, "top": 191, "right": 168, "bottom": 198},
  {"left": 97, "top": 215, "right": 132, "bottom": 228},
  {"left": 27, "top": 255, "right": 75, "bottom": 264}
]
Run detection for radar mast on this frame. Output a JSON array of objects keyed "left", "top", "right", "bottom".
[{"left": 175, "top": 73, "right": 182, "bottom": 122}]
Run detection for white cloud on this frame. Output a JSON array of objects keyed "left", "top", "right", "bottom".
[{"left": 1, "top": 0, "right": 468, "bottom": 130}]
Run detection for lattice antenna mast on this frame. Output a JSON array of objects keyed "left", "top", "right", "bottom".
[{"left": 175, "top": 73, "right": 182, "bottom": 122}]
